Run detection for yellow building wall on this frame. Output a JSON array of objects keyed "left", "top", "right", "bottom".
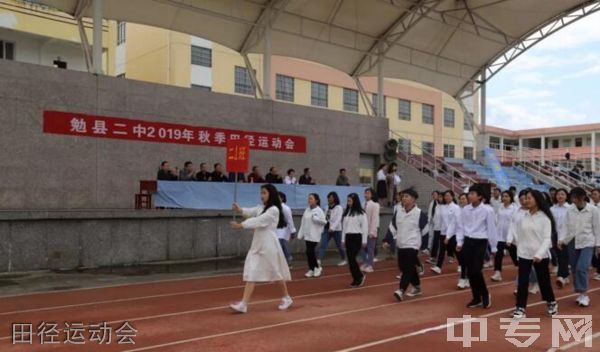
[
  {"left": 124, "top": 24, "right": 170, "bottom": 85},
  {"left": 167, "top": 31, "right": 191, "bottom": 87},
  {"left": 441, "top": 92, "right": 465, "bottom": 158}
]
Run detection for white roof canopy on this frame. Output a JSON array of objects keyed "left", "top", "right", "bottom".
[{"left": 37, "top": 0, "right": 599, "bottom": 97}]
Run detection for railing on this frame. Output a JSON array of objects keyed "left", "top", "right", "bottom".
[
  {"left": 514, "top": 158, "right": 594, "bottom": 193},
  {"left": 389, "top": 131, "right": 479, "bottom": 194}
]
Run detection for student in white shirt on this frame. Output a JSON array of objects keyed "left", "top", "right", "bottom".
[
  {"left": 431, "top": 190, "right": 460, "bottom": 274},
  {"left": 361, "top": 188, "right": 380, "bottom": 273},
  {"left": 508, "top": 189, "right": 558, "bottom": 319},
  {"left": 283, "top": 169, "right": 297, "bottom": 185},
  {"left": 393, "top": 188, "right": 428, "bottom": 301},
  {"left": 376, "top": 164, "right": 388, "bottom": 206},
  {"left": 551, "top": 188, "right": 571, "bottom": 288},
  {"left": 341, "top": 193, "right": 369, "bottom": 288},
  {"left": 590, "top": 188, "right": 600, "bottom": 281},
  {"left": 490, "top": 187, "right": 502, "bottom": 214},
  {"left": 558, "top": 187, "right": 600, "bottom": 307},
  {"left": 277, "top": 192, "right": 297, "bottom": 265},
  {"left": 421, "top": 191, "right": 440, "bottom": 256},
  {"left": 456, "top": 184, "right": 497, "bottom": 309},
  {"left": 318, "top": 192, "right": 347, "bottom": 266},
  {"left": 456, "top": 193, "right": 470, "bottom": 289},
  {"left": 297, "top": 193, "right": 327, "bottom": 278},
  {"left": 427, "top": 192, "right": 443, "bottom": 264},
  {"left": 491, "top": 191, "right": 518, "bottom": 282}
]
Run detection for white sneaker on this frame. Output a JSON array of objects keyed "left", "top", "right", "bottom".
[
  {"left": 465, "top": 280, "right": 470, "bottom": 288},
  {"left": 363, "top": 265, "right": 374, "bottom": 273},
  {"left": 406, "top": 287, "right": 423, "bottom": 297},
  {"left": 512, "top": 307, "right": 526, "bottom": 319},
  {"left": 552, "top": 266, "right": 559, "bottom": 275},
  {"left": 594, "top": 273, "right": 600, "bottom": 281},
  {"left": 448, "top": 257, "right": 455, "bottom": 264},
  {"left": 229, "top": 301, "right": 248, "bottom": 314},
  {"left": 421, "top": 249, "right": 430, "bottom": 256},
  {"left": 317, "top": 259, "right": 322, "bottom": 266},
  {"left": 394, "top": 289, "right": 404, "bottom": 301},
  {"left": 304, "top": 270, "right": 314, "bottom": 278},
  {"left": 579, "top": 294, "right": 590, "bottom": 307},
  {"left": 556, "top": 277, "right": 568, "bottom": 288},
  {"left": 491, "top": 271, "right": 502, "bottom": 282},
  {"left": 278, "top": 296, "right": 293, "bottom": 311},
  {"left": 360, "top": 264, "right": 367, "bottom": 271},
  {"left": 576, "top": 294, "right": 583, "bottom": 304},
  {"left": 457, "top": 267, "right": 461, "bottom": 273},
  {"left": 374, "top": 257, "right": 380, "bottom": 263},
  {"left": 430, "top": 266, "right": 442, "bottom": 274},
  {"left": 396, "top": 274, "right": 401, "bottom": 279},
  {"left": 337, "top": 260, "right": 347, "bottom": 266},
  {"left": 529, "top": 283, "right": 539, "bottom": 295},
  {"left": 483, "top": 261, "right": 492, "bottom": 268},
  {"left": 457, "top": 279, "right": 467, "bottom": 289},
  {"left": 313, "top": 267, "right": 323, "bottom": 277}
]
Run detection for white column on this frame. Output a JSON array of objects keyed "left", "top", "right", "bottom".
[
  {"left": 262, "top": 9, "right": 272, "bottom": 100},
  {"left": 540, "top": 136, "right": 545, "bottom": 163},
  {"left": 591, "top": 132, "right": 596, "bottom": 171},
  {"left": 92, "top": 0, "right": 103, "bottom": 74},
  {"left": 377, "top": 44, "right": 384, "bottom": 118}
]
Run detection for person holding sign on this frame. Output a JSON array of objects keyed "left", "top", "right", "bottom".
[{"left": 229, "top": 184, "right": 293, "bottom": 314}]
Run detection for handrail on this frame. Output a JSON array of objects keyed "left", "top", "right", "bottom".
[{"left": 389, "top": 130, "right": 478, "bottom": 194}]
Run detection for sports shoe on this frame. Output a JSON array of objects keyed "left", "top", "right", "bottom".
[
  {"left": 317, "top": 259, "right": 322, "bottom": 266},
  {"left": 363, "top": 265, "right": 374, "bottom": 273},
  {"left": 529, "top": 283, "right": 539, "bottom": 294},
  {"left": 417, "top": 264, "right": 425, "bottom": 276},
  {"left": 576, "top": 294, "right": 583, "bottom": 305},
  {"left": 552, "top": 266, "right": 559, "bottom": 275},
  {"left": 556, "top": 277, "right": 566, "bottom": 288},
  {"left": 547, "top": 301, "right": 558, "bottom": 316},
  {"left": 448, "top": 257, "right": 456, "bottom": 264},
  {"left": 579, "top": 294, "right": 590, "bottom": 307},
  {"left": 483, "top": 294, "right": 492, "bottom": 309},
  {"left": 337, "top": 260, "right": 348, "bottom": 266},
  {"left": 430, "top": 266, "right": 442, "bottom": 274},
  {"left": 406, "top": 287, "right": 423, "bottom": 297},
  {"left": 490, "top": 271, "right": 502, "bottom": 282},
  {"left": 457, "top": 266, "right": 462, "bottom": 273},
  {"left": 278, "top": 296, "right": 293, "bottom": 311},
  {"left": 394, "top": 289, "right": 404, "bottom": 301},
  {"left": 594, "top": 273, "right": 600, "bottom": 281},
  {"left": 374, "top": 257, "right": 380, "bottom": 263},
  {"left": 467, "top": 299, "right": 483, "bottom": 308},
  {"left": 512, "top": 307, "right": 526, "bottom": 319},
  {"left": 396, "top": 274, "right": 401, "bottom": 279},
  {"left": 464, "top": 280, "right": 470, "bottom": 288},
  {"left": 426, "top": 257, "right": 436, "bottom": 264},
  {"left": 351, "top": 275, "right": 366, "bottom": 288},
  {"left": 421, "top": 249, "right": 430, "bottom": 256},
  {"left": 304, "top": 270, "right": 314, "bottom": 278},
  {"left": 360, "top": 264, "right": 367, "bottom": 271},
  {"left": 229, "top": 301, "right": 248, "bottom": 314},
  {"left": 457, "top": 279, "right": 467, "bottom": 289},
  {"left": 483, "top": 261, "right": 492, "bottom": 268},
  {"left": 313, "top": 267, "right": 323, "bottom": 277}
]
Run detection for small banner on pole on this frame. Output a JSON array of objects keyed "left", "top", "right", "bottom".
[{"left": 226, "top": 139, "right": 250, "bottom": 173}]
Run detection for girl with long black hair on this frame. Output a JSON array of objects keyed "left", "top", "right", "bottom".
[
  {"left": 431, "top": 190, "right": 460, "bottom": 274},
  {"left": 551, "top": 188, "right": 571, "bottom": 288},
  {"left": 298, "top": 193, "right": 327, "bottom": 278},
  {"left": 230, "top": 184, "right": 293, "bottom": 313},
  {"left": 318, "top": 192, "right": 347, "bottom": 266},
  {"left": 508, "top": 189, "right": 557, "bottom": 319},
  {"left": 342, "top": 193, "right": 369, "bottom": 287},
  {"left": 491, "top": 190, "right": 518, "bottom": 282}
]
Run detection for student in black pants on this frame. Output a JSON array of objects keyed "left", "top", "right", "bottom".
[
  {"left": 456, "top": 185, "right": 497, "bottom": 309},
  {"left": 342, "top": 193, "right": 369, "bottom": 288}
]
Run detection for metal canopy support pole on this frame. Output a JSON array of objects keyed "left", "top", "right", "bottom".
[
  {"left": 262, "top": 8, "right": 272, "bottom": 100},
  {"left": 92, "top": 0, "right": 103, "bottom": 74},
  {"left": 377, "top": 44, "right": 384, "bottom": 118},
  {"left": 242, "top": 54, "right": 264, "bottom": 98},
  {"left": 480, "top": 70, "right": 486, "bottom": 133}
]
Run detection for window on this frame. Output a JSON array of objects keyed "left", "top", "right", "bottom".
[
  {"left": 464, "top": 146, "right": 474, "bottom": 160},
  {"left": 575, "top": 137, "right": 583, "bottom": 147},
  {"left": 343, "top": 88, "right": 359, "bottom": 112},
  {"left": 359, "top": 154, "right": 378, "bottom": 187},
  {"left": 0, "top": 40, "right": 15, "bottom": 60},
  {"left": 490, "top": 136, "right": 501, "bottom": 149},
  {"left": 234, "top": 66, "right": 254, "bottom": 95},
  {"left": 443, "top": 144, "right": 455, "bottom": 158},
  {"left": 464, "top": 112, "right": 473, "bottom": 131},
  {"left": 422, "top": 104, "right": 434, "bottom": 124},
  {"left": 551, "top": 140, "right": 559, "bottom": 149},
  {"left": 191, "top": 46, "right": 212, "bottom": 67},
  {"left": 117, "top": 21, "right": 126, "bottom": 45},
  {"left": 399, "top": 138, "right": 411, "bottom": 154},
  {"left": 311, "top": 81, "right": 328, "bottom": 107},
  {"left": 398, "top": 99, "right": 411, "bottom": 120},
  {"left": 372, "top": 94, "right": 386, "bottom": 117},
  {"left": 191, "top": 84, "right": 211, "bottom": 91},
  {"left": 422, "top": 141, "right": 434, "bottom": 155},
  {"left": 276, "top": 74, "right": 294, "bottom": 102},
  {"left": 443, "top": 108, "right": 455, "bottom": 128}
]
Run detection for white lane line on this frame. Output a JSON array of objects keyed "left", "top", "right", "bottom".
[
  {"left": 0, "top": 268, "right": 478, "bottom": 342},
  {"left": 0, "top": 266, "right": 400, "bottom": 316},
  {"left": 335, "top": 287, "right": 600, "bottom": 352},
  {"left": 119, "top": 281, "right": 516, "bottom": 352}
]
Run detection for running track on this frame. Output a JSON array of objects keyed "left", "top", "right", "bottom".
[{"left": 1, "top": 258, "right": 599, "bottom": 351}]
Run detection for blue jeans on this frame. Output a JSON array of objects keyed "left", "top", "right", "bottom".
[
  {"left": 278, "top": 238, "right": 292, "bottom": 263},
  {"left": 362, "top": 237, "right": 377, "bottom": 266},
  {"left": 318, "top": 230, "right": 346, "bottom": 260},
  {"left": 570, "top": 246, "right": 595, "bottom": 293}
]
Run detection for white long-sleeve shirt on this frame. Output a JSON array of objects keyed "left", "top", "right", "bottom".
[
  {"left": 440, "top": 203, "right": 460, "bottom": 237},
  {"left": 376, "top": 169, "right": 386, "bottom": 181},
  {"left": 326, "top": 204, "right": 343, "bottom": 232},
  {"left": 514, "top": 210, "right": 552, "bottom": 260},
  {"left": 297, "top": 206, "right": 327, "bottom": 242},
  {"left": 456, "top": 203, "right": 497, "bottom": 250},
  {"left": 432, "top": 203, "right": 443, "bottom": 231},
  {"left": 496, "top": 203, "right": 517, "bottom": 242},
  {"left": 276, "top": 203, "right": 296, "bottom": 241},
  {"left": 364, "top": 200, "right": 380, "bottom": 238},
  {"left": 551, "top": 203, "right": 570, "bottom": 238},
  {"left": 283, "top": 176, "right": 297, "bottom": 184},
  {"left": 342, "top": 213, "right": 369, "bottom": 244},
  {"left": 490, "top": 197, "right": 502, "bottom": 214},
  {"left": 559, "top": 203, "right": 600, "bottom": 249},
  {"left": 507, "top": 208, "right": 527, "bottom": 244}
]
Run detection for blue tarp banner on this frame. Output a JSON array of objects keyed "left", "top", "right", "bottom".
[
  {"left": 154, "top": 182, "right": 368, "bottom": 210},
  {"left": 484, "top": 147, "right": 510, "bottom": 190}
]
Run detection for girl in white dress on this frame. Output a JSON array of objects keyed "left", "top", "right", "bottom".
[{"left": 230, "top": 184, "right": 293, "bottom": 314}]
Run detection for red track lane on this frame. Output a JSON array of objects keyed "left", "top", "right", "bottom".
[{"left": 6, "top": 258, "right": 589, "bottom": 352}]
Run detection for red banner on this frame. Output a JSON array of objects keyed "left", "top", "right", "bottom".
[
  {"left": 43, "top": 110, "right": 306, "bottom": 153},
  {"left": 226, "top": 139, "right": 250, "bottom": 173}
]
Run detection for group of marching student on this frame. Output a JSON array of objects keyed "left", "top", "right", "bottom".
[{"left": 226, "top": 181, "right": 600, "bottom": 320}]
